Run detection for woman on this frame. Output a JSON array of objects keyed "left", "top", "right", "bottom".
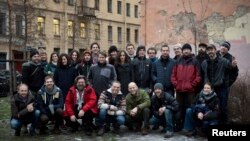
[
  {"left": 114, "top": 50, "right": 133, "bottom": 95},
  {"left": 44, "top": 52, "right": 59, "bottom": 76},
  {"left": 69, "top": 50, "right": 80, "bottom": 67}
]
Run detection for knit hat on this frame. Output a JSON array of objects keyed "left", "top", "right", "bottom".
[
  {"left": 108, "top": 45, "right": 118, "bottom": 55},
  {"left": 221, "top": 41, "right": 231, "bottom": 51},
  {"left": 207, "top": 44, "right": 216, "bottom": 50},
  {"left": 154, "top": 83, "right": 163, "bottom": 90},
  {"left": 30, "top": 49, "right": 39, "bottom": 58},
  {"left": 83, "top": 49, "right": 91, "bottom": 56},
  {"left": 182, "top": 43, "right": 192, "bottom": 51}
]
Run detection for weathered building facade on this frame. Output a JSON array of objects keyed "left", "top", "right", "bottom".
[{"left": 140, "top": 0, "right": 250, "bottom": 73}]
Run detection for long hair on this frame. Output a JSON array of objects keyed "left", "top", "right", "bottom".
[
  {"left": 115, "top": 50, "right": 130, "bottom": 66},
  {"left": 49, "top": 52, "right": 59, "bottom": 64},
  {"left": 57, "top": 53, "right": 70, "bottom": 68}
]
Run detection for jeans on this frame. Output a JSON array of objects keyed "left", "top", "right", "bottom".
[
  {"left": 97, "top": 109, "right": 125, "bottom": 126},
  {"left": 214, "top": 85, "right": 229, "bottom": 124},
  {"left": 183, "top": 108, "right": 195, "bottom": 131},
  {"left": 149, "top": 109, "right": 174, "bottom": 132},
  {"left": 10, "top": 109, "right": 40, "bottom": 131}
]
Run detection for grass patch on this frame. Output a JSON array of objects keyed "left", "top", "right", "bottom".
[{"left": 0, "top": 96, "right": 10, "bottom": 120}]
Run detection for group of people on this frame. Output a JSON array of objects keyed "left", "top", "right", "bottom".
[{"left": 10, "top": 41, "right": 238, "bottom": 138}]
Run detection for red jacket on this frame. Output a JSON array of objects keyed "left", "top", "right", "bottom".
[
  {"left": 171, "top": 56, "right": 201, "bottom": 93},
  {"left": 64, "top": 85, "right": 98, "bottom": 117}
]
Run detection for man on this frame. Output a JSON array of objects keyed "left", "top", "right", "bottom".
[
  {"left": 88, "top": 51, "right": 117, "bottom": 97},
  {"left": 37, "top": 75, "right": 64, "bottom": 134},
  {"left": 90, "top": 42, "right": 100, "bottom": 64},
  {"left": 132, "top": 45, "right": 152, "bottom": 93},
  {"left": 97, "top": 81, "right": 126, "bottom": 136},
  {"left": 76, "top": 49, "right": 93, "bottom": 77},
  {"left": 126, "top": 43, "right": 136, "bottom": 60},
  {"left": 64, "top": 75, "right": 98, "bottom": 135},
  {"left": 152, "top": 45, "right": 175, "bottom": 96},
  {"left": 150, "top": 83, "right": 179, "bottom": 138},
  {"left": 126, "top": 82, "right": 151, "bottom": 135},
  {"left": 217, "top": 41, "right": 239, "bottom": 87},
  {"left": 171, "top": 43, "right": 201, "bottom": 130},
  {"left": 173, "top": 43, "right": 182, "bottom": 60},
  {"left": 196, "top": 43, "right": 209, "bottom": 66},
  {"left": 201, "top": 44, "right": 237, "bottom": 124},
  {"left": 10, "top": 84, "right": 40, "bottom": 136},
  {"left": 22, "top": 50, "right": 46, "bottom": 97},
  {"left": 147, "top": 47, "right": 158, "bottom": 63}
]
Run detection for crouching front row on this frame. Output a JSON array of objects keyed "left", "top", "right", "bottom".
[{"left": 11, "top": 80, "right": 218, "bottom": 138}]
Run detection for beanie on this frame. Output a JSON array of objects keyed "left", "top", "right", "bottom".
[
  {"left": 108, "top": 46, "right": 118, "bottom": 55},
  {"left": 221, "top": 41, "right": 231, "bottom": 51},
  {"left": 198, "top": 43, "right": 207, "bottom": 49},
  {"left": 30, "top": 49, "right": 39, "bottom": 58},
  {"left": 83, "top": 49, "right": 91, "bottom": 56},
  {"left": 182, "top": 43, "right": 192, "bottom": 51},
  {"left": 154, "top": 83, "right": 164, "bottom": 90}
]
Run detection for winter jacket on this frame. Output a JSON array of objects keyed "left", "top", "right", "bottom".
[
  {"left": 132, "top": 57, "right": 152, "bottom": 89},
  {"left": 64, "top": 85, "right": 98, "bottom": 117},
  {"left": 201, "top": 56, "right": 230, "bottom": 87},
  {"left": 44, "top": 63, "right": 57, "bottom": 76},
  {"left": 193, "top": 91, "right": 220, "bottom": 120},
  {"left": 126, "top": 89, "right": 151, "bottom": 115},
  {"left": 115, "top": 63, "right": 134, "bottom": 95},
  {"left": 22, "top": 61, "right": 45, "bottom": 92},
  {"left": 98, "top": 88, "right": 126, "bottom": 114},
  {"left": 88, "top": 62, "right": 117, "bottom": 96},
  {"left": 11, "top": 93, "right": 36, "bottom": 119},
  {"left": 76, "top": 60, "right": 92, "bottom": 77},
  {"left": 54, "top": 65, "right": 78, "bottom": 100},
  {"left": 171, "top": 56, "right": 201, "bottom": 93},
  {"left": 37, "top": 85, "right": 64, "bottom": 114},
  {"left": 151, "top": 92, "right": 179, "bottom": 118},
  {"left": 152, "top": 56, "right": 175, "bottom": 91}
]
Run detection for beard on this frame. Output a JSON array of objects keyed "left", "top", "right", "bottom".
[{"left": 77, "top": 85, "right": 84, "bottom": 91}]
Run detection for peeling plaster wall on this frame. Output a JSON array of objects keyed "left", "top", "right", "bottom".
[{"left": 140, "top": 0, "right": 250, "bottom": 73}]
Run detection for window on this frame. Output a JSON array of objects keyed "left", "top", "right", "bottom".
[
  {"left": 94, "top": 24, "right": 100, "bottom": 40},
  {"left": 67, "top": 20, "right": 73, "bottom": 37},
  {"left": 16, "top": 15, "right": 24, "bottom": 37},
  {"left": 117, "top": 27, "right": 122, "bottom": 42},
  {"left": 108, "top": 0, "right": 112, "bottom": 13},
  {"left": 126, "top": 3, "right": 130, "bottom": 17},
  {"left": 83, "top": 0, "right": 88, "bottom": 6},
  {"left": 54, "top": 0, "right": 60, "bottom": 3},
  {"left": 134, "top": 5, "right": 138, "bottom": 18},
  {"left": 54, "top": 48, "right": 60, "bottom": 54},
  {"left": 80, "top": 22, "right": 86, "bottom": 38},
  {"left": 117, "top": 1, "right": 122, "bottom": 14},
  {"left": 68, "top": 0, "right": 74, "bottom": 6},
  {"left": 126, "top": 28, "right": 130, "bottom": 42},
  {"left": 95, "top": 0, "right": 99, "bottom": 10},
  {"left": 37, "top": 17, "right": 45, "bottom": 35},
  {"left": 108, "top": 26, "right": 112, "bottom": 41},
  {"left": 53, "top": 19, "right": 60, "bottom": 36},
  {"left": 135, "top": 29, "right": 138, "bottom": 43},
  {"left": 0, "top": 52, "right": 7, "bottom": 70}
]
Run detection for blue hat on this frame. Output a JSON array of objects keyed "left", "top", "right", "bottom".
[{"left": 154, "top": 83, "right": 163, "bottom": 90}]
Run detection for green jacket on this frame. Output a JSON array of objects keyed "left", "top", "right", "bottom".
[{"left": 126, "top": 89, "right": 151, "bottom": 114}]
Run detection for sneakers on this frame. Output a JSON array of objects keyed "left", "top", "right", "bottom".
[{"left": 164, "top": 131, "right": 173, "bottom": 138}]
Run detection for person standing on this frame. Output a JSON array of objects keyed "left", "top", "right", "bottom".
[
  {"left": 147, "top": 47, "right": 158, "bottom": 63},
  {"left": 171, "top": 43, "right": 201, "bottom": 130},
  {"left": 44, "top": 52, "right": 59, "bottom": 76},
  {"left": 22, "top": 50, "right": 45, "bottom": 97},
  {"left": 90, "top": 42, "right": 100, "bottom": 64},
  {"left": 88, "top": 51, "right": 117, "bottom": 97},
  {"left": 126, "top": 43, "right": 136, "bottom": 60},
  {"left": 76, "top": 49, "right": 93, "bottom": 77},
  {"left": 152, "top": 45, "right": 175, "bottom": 96},
  {"left": 114, "top": 50, "right": 134, "bottom": 95}
]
